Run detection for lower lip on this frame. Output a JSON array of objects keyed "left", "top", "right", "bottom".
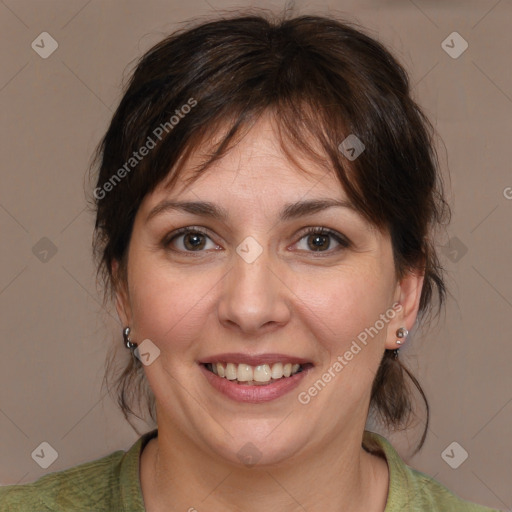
[{"left": 199, "top": 364, "right": 311, "bottom": 403}]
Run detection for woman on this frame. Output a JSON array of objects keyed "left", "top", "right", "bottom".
[{"left": 0, "top": 11, "right": 500, "bottom": 512}]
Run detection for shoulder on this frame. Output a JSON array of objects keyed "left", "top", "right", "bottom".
[
  {"left": 363, "top": 430, "right": 501, "bottom": 512},
  {"left": 0, "top": 435, "right": 146, "bottom": 512},
  {"left": 406, "top": 465, "right": 501, "bottom": 511}
]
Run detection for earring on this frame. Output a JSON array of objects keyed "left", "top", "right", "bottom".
[
  {"left": 393, "top": 327, "right": 408, "bottom": 360},
  {"left": 395, "top": 327, "right": 408, "bottom": 345},
  {"left": 123, "top": 327, "right": 137, "bottom": 350}
]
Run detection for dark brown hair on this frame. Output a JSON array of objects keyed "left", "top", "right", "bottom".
[{"left": 92, "top": 10, "right": 450, "bottom": 454}]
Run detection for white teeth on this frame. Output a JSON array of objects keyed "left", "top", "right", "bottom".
[
  {"left": 207, "top": 361, "right": 303, "bottom": 383},
  {"left": 253, "top": 364, "right": 272, "bottom": 383},
  {"left": 237, "top": 364, "right": 253, "bottom": 382},
  {"left": 271, "top": 362, "right": 284, "bottom": 379},
  {"left": 225, "top": 363, "right": 237, "bottom": 380}
]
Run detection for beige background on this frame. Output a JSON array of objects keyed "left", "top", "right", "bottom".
[{"left": 0, "top": 0, "right": 511, "bottom": 510}]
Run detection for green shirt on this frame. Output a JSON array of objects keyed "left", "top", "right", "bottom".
[{"left": 0, "top": 429, "right": 500, "bottom": 511}]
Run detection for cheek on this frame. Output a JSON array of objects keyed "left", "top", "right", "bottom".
[
  {"left": 128, "top": 256, "right": 219, "bottom": 352},
  {"left": 292, "top": 265, "right": 393, "bottom": 353}
]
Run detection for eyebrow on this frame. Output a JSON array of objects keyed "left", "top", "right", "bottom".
[{"left": 146, "top": 198, "right": 358, "bottom": 223}]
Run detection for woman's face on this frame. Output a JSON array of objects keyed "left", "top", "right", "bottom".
[{"left": 116, "top": 115, "right": 423, "bottom": 466}]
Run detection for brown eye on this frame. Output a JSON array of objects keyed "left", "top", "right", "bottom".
[
  {"left": 307, "top": 233, "right": 330, "bottom": 251},
  {"left": 295, "top": 227, "right": 350, "bottom": 253},
  {"left": 182, "top": 232, "right": 207, "bottom": 250},
  {"left": 164, "top": 227, "right": 219, "bottom": 252}
]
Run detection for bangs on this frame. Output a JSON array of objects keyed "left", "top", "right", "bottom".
[{"left": 155, "top": 98, "right": 380, "bottom": 233}]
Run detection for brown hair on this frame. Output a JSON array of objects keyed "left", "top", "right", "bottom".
[{"left": 91, "top": 10, "right": 450, "bottom": 454}]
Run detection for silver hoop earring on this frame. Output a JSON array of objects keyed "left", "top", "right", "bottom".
[{"left": 123, "top": 327, "right": 137, "bottom": 350}]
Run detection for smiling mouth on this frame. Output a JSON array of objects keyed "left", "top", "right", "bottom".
[{"left": 203, "top": 362, "right": 313, "bottom": 386}]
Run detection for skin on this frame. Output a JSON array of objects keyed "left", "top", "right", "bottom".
[{"left": 115, "top": 114, "right": 425, "bottom": 512}]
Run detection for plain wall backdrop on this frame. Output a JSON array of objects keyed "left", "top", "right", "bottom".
[{"left": 0, "top": 0, "right": 511, "bottom": 510}]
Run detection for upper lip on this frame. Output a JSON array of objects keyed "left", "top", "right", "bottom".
[{"left": 199, "top": 353, "right": 313, "bottom": 366}]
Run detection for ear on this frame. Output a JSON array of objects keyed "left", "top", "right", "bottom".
[
  {"left": 385, "top": 268, "right": 425, "bottom": 351},
  {"left": 112, "top": 259, "right": 132, "bottom": 328}
]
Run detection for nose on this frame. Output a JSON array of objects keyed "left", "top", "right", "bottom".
[{"left": 217, "top": 242, "right": 291, "bottom": 335}]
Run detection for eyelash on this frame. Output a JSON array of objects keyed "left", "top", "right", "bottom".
[{"left": 162, "top": 226, "right": 351, "bottom": 255}]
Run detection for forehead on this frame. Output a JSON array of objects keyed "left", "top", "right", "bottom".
[
  {"left": 136, "top": 115, "right": 382, "bottom": 239},
  {"left": 154, "top": 114, "right": 345, "bottom": 203},
  {"left": 136, "top": 114, "right": 381, "bottom": 239}
]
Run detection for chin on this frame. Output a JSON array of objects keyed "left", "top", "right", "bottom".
[{"left": 206, "top": 428, "right": 306, "bottom": 469}]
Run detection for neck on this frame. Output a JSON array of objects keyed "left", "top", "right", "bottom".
[{"left": 140, "top": 423, "right": 389, "bottom": 512}]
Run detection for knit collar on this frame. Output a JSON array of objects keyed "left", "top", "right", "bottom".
[{"left": 119, "top": 428, "right": 411, "bottom": 511}]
